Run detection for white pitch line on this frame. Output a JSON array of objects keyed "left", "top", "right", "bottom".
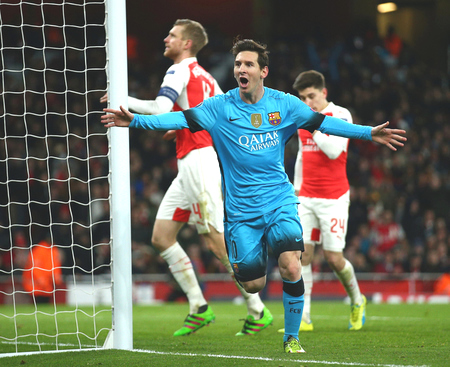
[
  {"left": 133, "top": 349, "right": 430, "bottom": 367},
  {"left": 0, "top": 348, "right": 430, "bottom": 367},
  {"left": 0, "top": 346, "right": 431, "bottom": 367},
  {"left": 0, "top": 347, "right": 98, "bottom": 359}
]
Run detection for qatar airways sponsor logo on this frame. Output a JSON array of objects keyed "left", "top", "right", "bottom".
[
  {"left": 302, "top": 137, "right": 320, "bottom": 152},
  {"left": 303, "top": 145, "right": 321, "bottom": 152},
  {"left": 238, "top": 131, "right": 280, "bottom": 151}
]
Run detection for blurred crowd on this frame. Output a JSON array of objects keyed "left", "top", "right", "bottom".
[
  {"left": 0, "top": 9, "right": 111, "bottom": 280},
  {"left": 0, "top": 15, "right": 448, "bottom": 286}
]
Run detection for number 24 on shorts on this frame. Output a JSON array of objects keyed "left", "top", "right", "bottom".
[{"left": 331, "top": 218, "right": 346, "bottom": 233}]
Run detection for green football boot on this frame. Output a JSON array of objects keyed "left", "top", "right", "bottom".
[
  {"left": 235, "top": 306, "right": 273, "bottom": 336},
  {"left": 348, "top": 295, "right": 367, "bottom": 330},
  {"left": 284, "top": 335, "right": 306, "bottom": 353},
  {"left": 173, "top": 305, "right": 215, "bottom": 336}
]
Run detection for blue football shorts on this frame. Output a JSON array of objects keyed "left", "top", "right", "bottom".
[{"left": 224, "top": 203, "right": 304, "bottom": 282}]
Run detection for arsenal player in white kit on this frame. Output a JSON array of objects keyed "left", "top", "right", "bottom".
[
  {"left": 280, "top": 70, "right": 366, "bottom": 333},
  {"left": 102, "top": 19, "right": 272, "bottom": 336}
]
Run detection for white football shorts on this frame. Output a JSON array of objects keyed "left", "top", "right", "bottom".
[
  {"left": 298, "top": 191, "right": 350, "bottom": 251},
  {"left": 156, "top": 146, "right": 224, "bottom": 234}
]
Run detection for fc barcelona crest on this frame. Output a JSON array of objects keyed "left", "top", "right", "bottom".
[
  {"left": 251, "top": 113, "right": 262, "bottom": 128},
  {"left": 268, "top": 112, "right": 281, "bottom": 126}
]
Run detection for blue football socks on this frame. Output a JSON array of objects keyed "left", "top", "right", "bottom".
[{"left": 282, "top": 277, "right": 305, "bottom": 342}]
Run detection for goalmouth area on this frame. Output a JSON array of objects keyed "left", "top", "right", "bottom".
[{"left": 0, "top": 0, "right": 132, "bottom": 354}]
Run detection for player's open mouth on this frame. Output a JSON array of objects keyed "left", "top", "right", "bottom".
[{"left": 239, "top": 77, "right": 249, "bottom": 88}]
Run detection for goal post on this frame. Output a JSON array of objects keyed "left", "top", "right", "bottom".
[
  {"left": 106, "top": 0, "right": 133, "bottom": 351},
  {"left": 0, "top": 0, "right": 132, "bottom": 355}
]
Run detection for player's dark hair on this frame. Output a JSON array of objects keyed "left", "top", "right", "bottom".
[
  {"left": 174, "top": 19, "right": 208, "bottom": 55},
  {"left": 230, "top": 37, "right": 269, "bottom": 69},
  {"left": 293, "top": 70, "right": 325, "bottom": 92}
]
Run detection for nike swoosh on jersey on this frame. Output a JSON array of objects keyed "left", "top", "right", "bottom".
[{"left": 229, "top": 117, "right": 240, "bottom": 121}]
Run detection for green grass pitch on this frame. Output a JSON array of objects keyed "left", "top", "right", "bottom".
[{"left": 0, "top": 300, "right": 448, "bottom": 366}]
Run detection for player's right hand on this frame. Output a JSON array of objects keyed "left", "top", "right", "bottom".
[
  {"left": 101, "top": 106, "right": 134, "bottom": 128},
  {"left": 100, "top": 93, "right": 108, "bottom": 103}
]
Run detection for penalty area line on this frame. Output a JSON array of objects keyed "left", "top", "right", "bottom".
[{"left": 132, "top": 349, "right": 430, "bottom": 367}]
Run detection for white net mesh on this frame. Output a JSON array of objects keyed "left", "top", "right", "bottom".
[{"left": 0, "top": 0, "right": 112, "bottom": 353}]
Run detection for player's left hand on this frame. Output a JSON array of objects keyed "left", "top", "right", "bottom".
[
  {"left": 371, "top": 121, "right": 406, "bottom": 151},
  {"left": 163, "top": 130, "right": 177, "bottom": 141}
]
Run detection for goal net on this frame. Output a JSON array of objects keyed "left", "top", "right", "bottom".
[{"left": 0, "top": 0, "right": 132, "bottom": 355}]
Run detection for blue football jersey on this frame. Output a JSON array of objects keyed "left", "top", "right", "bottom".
[
  {"left": 130, "top": 87, "right": 372, "bottom": 222},
  {"left": 184, "top": 88, "right": 323, "bottom": 221}
]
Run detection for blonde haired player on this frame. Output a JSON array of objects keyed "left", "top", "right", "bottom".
[
  {"left": 102, "top": 19, "right": 272, "bottom": 336},
  {"left": 279, "top": 70, "right": 366, "bottom": 333}
]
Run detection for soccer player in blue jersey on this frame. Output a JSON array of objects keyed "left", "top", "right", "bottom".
[{"left": 102, "top": 38, "right": 406, "bottom": 353}]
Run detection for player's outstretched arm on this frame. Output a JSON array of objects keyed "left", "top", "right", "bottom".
[
  {"left": 371, "top": 121, "right": 407, "bottom": 151},
  {"left": 101, "top": 106, "right": 134, "bottom": 128}
]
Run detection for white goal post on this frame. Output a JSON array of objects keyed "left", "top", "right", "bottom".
[
  {"left": 0, "top": 0, "right": 132, "bottom": 355},
  {"left": 106, "top": 0, "right": 133, "bottom": 351}
]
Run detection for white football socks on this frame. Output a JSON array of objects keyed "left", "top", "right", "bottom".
[
  {"left": 160, "top": 242, "right": 207, "bottom": 314},
  {"left": 334, "top": 258, "right": 363, "bottom": 305},
  {"left": 301, "top": 263, "right": 313, "bottom": 323},
  {"left": 221, "top": 259, "right": 264, "bottom": 319}
]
